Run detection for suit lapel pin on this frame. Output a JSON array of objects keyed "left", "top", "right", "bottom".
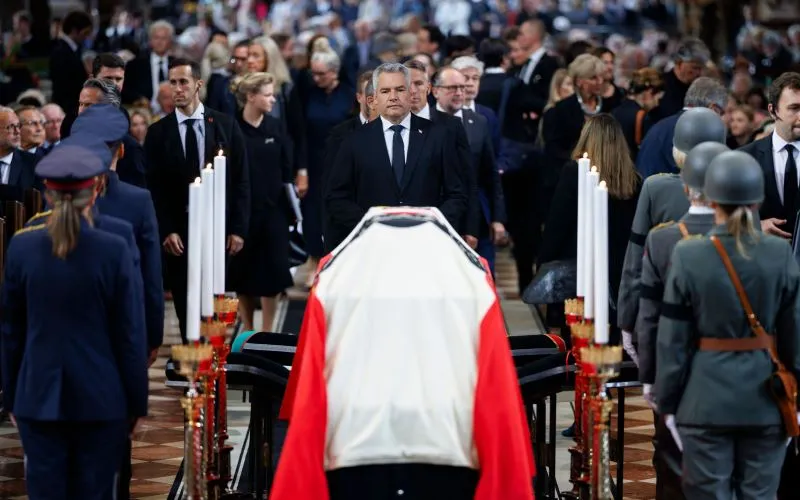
[
  {"left": 468, "top": 119, "right": 474, "bottom": 124},
  {"left": 208, "top": 116, "right": 214, "bottom": 123},
  {"left": 418, "top": 129, "right": 423, "bottom": 134}
]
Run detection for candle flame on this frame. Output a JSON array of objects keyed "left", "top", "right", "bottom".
[
  {"left": 591, "top": 165, "right": 598, "bottom": 173},
  {"left": 205, "top": 163, "right": 212, "bottom": 169},
  {"left": 193, "top": 177, "right": 202, "bottom": 184},
  {"left": 218, "top": 149, "right": 224, "bottom": 156},
  {"left": 582, "top": 152, "right": 588, "bottom": 159},
  {"left": 598, "top": 180, "right": 608, "bottom": 190}
]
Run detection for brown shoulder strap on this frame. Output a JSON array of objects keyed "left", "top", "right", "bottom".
[
  {"left": 634, "top": 109, "right": 646, "bottom": 146},
  {"left": 710, "top": 236, "right": 781, "bottom": 366},
  {"left": 678, "top": 222, "right": 690, "bottom": 239}
]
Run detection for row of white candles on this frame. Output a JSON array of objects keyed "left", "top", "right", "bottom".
[
  {"left": 186, "top": 152, "right": 228, "bottom": 341},
  {"left": 576, "top": 153, "right": 609, "bottom": 344}
]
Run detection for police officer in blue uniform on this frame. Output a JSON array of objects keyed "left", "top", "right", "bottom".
[
  {"left": 68, "top": 104, "right": 163, "bottom": 500},
  {"left": 0, "top": 141, "right": 149, "bottom": 500},
  {"left": 70, "top": 104, "right": 164, "bottom": 362}
]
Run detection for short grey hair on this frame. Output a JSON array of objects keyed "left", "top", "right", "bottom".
[
  {"left": 372, "top": 63, "right": 411, "bottom": 92},
  {"left": 674, "top": 37, "right": 710, "bottom": 65},
  {"left": 82, "top": 78, "right": 122, "bottom": 108},
  {"left": 149, "top": 20, "right": 175, "bottom": 39},
  {"left": 687, "top": 186, "right": 707, "bottom": 204},
  {"left": 451, "top": 56, "right": 485, "bottom": 76},
  {"left": 311, "top": 50, "right": 341, "bottom": 73},
  {"left": 684, "top": 76, "right": 728, "bottom": 110}
]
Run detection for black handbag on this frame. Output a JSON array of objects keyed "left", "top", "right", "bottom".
[{"left": 522, "top": 259, "right": 577, "bottom": 305}]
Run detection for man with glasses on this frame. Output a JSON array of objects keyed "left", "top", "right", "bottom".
[
  {"left": 0, "top": 107, "right": 40, "bottom": 195},
  {"left": 16, "top": 106, "right": 47, "bottom": 162}
]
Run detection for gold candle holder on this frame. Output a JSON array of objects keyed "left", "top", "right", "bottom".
[
  {"left": 580, "top": 345, "right": 623, "bottom": 500},
  {"left": 564, "top": 298, "right": 585, "bottom": 325},
  {"left": 564, "top": 321, "right": 594, "bottom": 499},
  {"left": 214, "top": 296, "right": 239, "bottom": 326},
  {"left": 172, "top": 344, "right": 214, "bottom": 500}
]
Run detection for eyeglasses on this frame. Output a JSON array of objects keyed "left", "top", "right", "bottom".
[
  {"left": 230, "top": 56, "right": 247, "bottom": 63},
  {"left": 3, "top": 124, "right": 20, "bottom": 132},
  {"left": 436, "top": 85, "right": 466, "bottom": 93},
  {"left": 20, "top": 120, "right": 46, "bottom": 128}
]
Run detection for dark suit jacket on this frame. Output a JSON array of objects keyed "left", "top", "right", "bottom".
[
  {"left": 122, "top": 52, "right": 172, "bottom": 104},
  {"left": 740, "top": 136, "right": 788, "bottom": 231},
  {"left": 635, "top": 111, "right": 683, "bottom": 178},
  {"left": 505, "top": 53, "right": 560, "bottom": 142},
  {"left": 461, "top": 109, "right": 506, "bottom": 235},
  {"left": 48, "top": 39, "right": 87, "bottom": 114},
  {"left": 428, "top": 108, "right": 474, "bottom": 235},
  {"left": 144, "top": 107, "right": 250, "bottom": 241},
  {"left": 326, "top": 114, "right": 467, "bottom": 249},
  {"left": 0, "top": 150, "right": 41, "bottom": 206}
]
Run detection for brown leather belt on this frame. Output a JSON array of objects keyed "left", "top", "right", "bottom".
[{"left": 698, "top": 335, "right": 773, "bottom": 352}]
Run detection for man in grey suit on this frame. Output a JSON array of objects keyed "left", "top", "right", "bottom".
[
  {"left": 657, "top": 150, "right": 800, "bottom": 500},
  {"left": 617, "top": 108, "right": 727, "bottom": 352},
  {"left": 635, "top": 141, "right": 729, "bottom": 500},
  {"left": 432, "top": 67, "right": 506, "bottom": 273}
]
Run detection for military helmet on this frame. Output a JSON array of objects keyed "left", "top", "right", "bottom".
[
  {"left": 673, "top": 107, "right": 726, "bottom": 153},
  {"left": 704, "top": 151, "right": 764, "bottom": 205},
  {"left": 682, "top": 142, "right": 730, "bottom": 190}
]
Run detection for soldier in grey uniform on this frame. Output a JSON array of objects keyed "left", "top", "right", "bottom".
[
  {"left": 636, "top": 141, "right": 729, "bottom": 500},
  {"left": 618, "top": 107, "right": 727, "bottom": 357},
  {"left": 656, "top": 150, "right": 800, "bottom": 500}
]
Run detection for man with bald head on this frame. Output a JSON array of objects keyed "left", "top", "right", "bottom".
[
  {"left": 0, "top": 107, "right": 39, "bottom": 193},
  {"left": 433, "top": 67, "right": 506, "bottom": 274}
]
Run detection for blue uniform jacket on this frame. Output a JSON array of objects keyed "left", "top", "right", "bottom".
[
  {"left": 1, "top": 221, "right": 149, "bottom": 420},
  {"left": 635, "top": 112, "right": 682, "bottom": 178},
  {"left": 96, "top": 171, "right": 164, "bottom": 352}
]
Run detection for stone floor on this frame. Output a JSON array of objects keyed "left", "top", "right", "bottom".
[{"left": 0, "top": 248, "right": 657, "bottom": 499}]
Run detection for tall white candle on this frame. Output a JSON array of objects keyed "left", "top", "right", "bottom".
[
  {"left": 577, "top": 153, "right": 590, "bottom": 298},
  {"left": 186, "top": 178, "right": 204, "bottom": 341},
  {"left": 213, "top": 151, "right": 227, "bottom": 295},
  {"left": 594, "top": 180, "right": 609, "bottom": 344},
  {"left": 201, "top": 166, "right": 215, "bottom": 317},
  {"left": 584, "top": 167, "right": 599, "bottom": 320}
]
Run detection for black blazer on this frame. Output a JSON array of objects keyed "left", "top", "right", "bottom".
[
  {"left": 122, "top": 52, "right": 172, "bottom": 104},
  {"left": 461, "top": 109, "right": 506, "bottom": 234},
  {"left": 48, "top": 39, "right": 87, "bottom": 114},
  {"left": 428, "top": 108, "right": 474, "bottom": 235},
  {"left": 504, "top": 53, "right": 560, "bottom": 142},
  {"left": 144, "top": 107, "right": 250, "bottom": 241},
  {"left": 325, "top": 114, "right": 467, "bottom": 248},
  {"left": 740, "top": 136, "right": 787, "bottom": 229}
]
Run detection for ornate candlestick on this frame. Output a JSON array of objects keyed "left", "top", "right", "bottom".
[
  {"left": 581, "top": 344, "right": 622, "bottom": 500},
  {"left": 202, "top": 321, "right": 223, "bottom": 500},
  {"left": 173, "top": 344, "right": 214, "bottom": 500},
  {"left": 212, "top": 296, "right": 238, "bottom": 495},
  {"left": 565, "top": 317, "right": 592, "bottom": 500}
]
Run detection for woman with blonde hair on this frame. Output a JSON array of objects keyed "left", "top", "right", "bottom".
[
  {"left": 128, "top": 107, "right": 151, "bottom": 145},
  {"left": 227, "top": 72, "right": 294, "bottom": 332},
  {"left": 538, "top": 114, "right": 641, "bottom": 344},
  {"left": 200, "top": 41, "right": 231, "bottom": 103},
  {"left": 611, "top": 67, "right": 664, "bottom": 161}
]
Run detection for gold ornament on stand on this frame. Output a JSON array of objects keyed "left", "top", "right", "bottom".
[
  {"left": 581, "top": 343, "right": 623, "bottom": 500},
  {"left": 212, "top": 296, "right": 238, "bottom": 494},
  {"left": 565, "top": 320, "right": 593, "bottom": 499},
  {"left": 172, "top": 344, "right": 214, "bottom": 500}
]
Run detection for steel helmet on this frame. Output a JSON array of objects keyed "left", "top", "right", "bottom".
[
  {"left": 704, "top": 151, "right": 764, "bottom": 205},
  {"left": 682, "top": 142, "right": 730, "bottom": 190},
  {"left": 673, "top": 107, "right": 726, "bottom": 153}
]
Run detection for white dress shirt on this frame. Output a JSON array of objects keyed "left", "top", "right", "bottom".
[
  {"left": 771, "top": 130, "right": 800, "bottom": 204},
  {"left": 435, "top": 103, "right": 463, "bottom": 119},
  {"left": 380, "top": 113, "right": 411, "bottom": 166},
  {"left": 359, "top": 113, "right": 369, "bottom": 125},
  {"left": 0, "top": 152, "right": 12, "bottom": 185},
  {"left": 415, "top": 104, "right": 431, "bottom": 120},
  {"left": 521, "top": 47, "right": 546, "bottom": 85},
  {"left": 175, "top": 103, "right": 206, "bottom": 170}
]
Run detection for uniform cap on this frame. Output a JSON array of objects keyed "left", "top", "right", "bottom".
[
  {"left": 704, "top": 151, "right": 764, "bottom": 205},
  {"left": 70, "top": 103, "right": 128, "bottom": 144},
  {"left": 673, "top": 107, "right": 726, "bottom": 153},
  {"left": 35, "top": 135, "right": 110, "bottom": 191},
  {"left": 681, "top": 142, "right": 730, "bottom": 190}
]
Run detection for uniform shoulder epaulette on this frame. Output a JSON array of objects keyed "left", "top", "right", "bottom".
[
  {"left": 652, "top": 220, "right": 675, "bottom": 231},
  {"left": 14, "top": 223, "right": 46, "bottom": 236},
  {"left": 27, "top": 210, "right": 51, "bottom": 224}
]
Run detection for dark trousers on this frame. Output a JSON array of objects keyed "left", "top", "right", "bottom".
[
  {"left": 117, "top": 438, "right": 132, "bottom": 500},
  {"left": 165, "top": 252, "right": 188, "bottom": 342},
  {"left": 476, "top": 234, "right": 496, "bottom": 278},
  {"left": 17, "top": 418, "right": 127, "bottom": 500},
  {"left": 502, "top": 168, "right": 540, "bottom": 294},
  {"left": 327, "top": 464, "right": 478, "bottom": 500},
  {"left": 652, "top": 411, "right": 685, "bottom": 500},
  {"left": 680, "top": 425, "right": 785, "bottom": 500}
]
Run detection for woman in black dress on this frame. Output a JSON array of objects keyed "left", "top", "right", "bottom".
[
  {"left": 611, "top": 68, "right": 664, "bottom": 162},
  {"left": 229, "top": 72, "right": 294, "bottom": 332}
]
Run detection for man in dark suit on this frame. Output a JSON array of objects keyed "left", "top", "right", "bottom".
[
  {"left": 0, "top": 107, "right": 40, "bottom": 198},
  {"left": 122, "top": 20, "right": 173, "bottom": 109},
  {"left": 432, "top": 67, "right": 506, "bottom": 274},
  {"left": 404, "top": 60, "right": 474, "bottom": 243},
  {"left": 340, "top": 20, "right": 378, "bottom": 88},
  {"left": 49, "top": 11, "right": 92, "bottom": 113},
  {"left": 325, "top": 63, "right": 467, "bottom": 250},
  {"left": 740, "top": 72, "right": 800, "bottom": 242},
  {"left": 144, "top": 58, "right": 250, "bottom": 342}
]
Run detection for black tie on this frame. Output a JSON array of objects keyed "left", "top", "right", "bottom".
[
  {"left": 785, "top": 144, "right": 798, "bottom": 233},
  {"left": 158, "top": 58, "right": 166, "bottom": 82},
  {"left": 390, "top": 124, "right": 405, "bottom": 185},
  {"left": 184, "top": 118, "right": 200, "bottom": 173}
]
